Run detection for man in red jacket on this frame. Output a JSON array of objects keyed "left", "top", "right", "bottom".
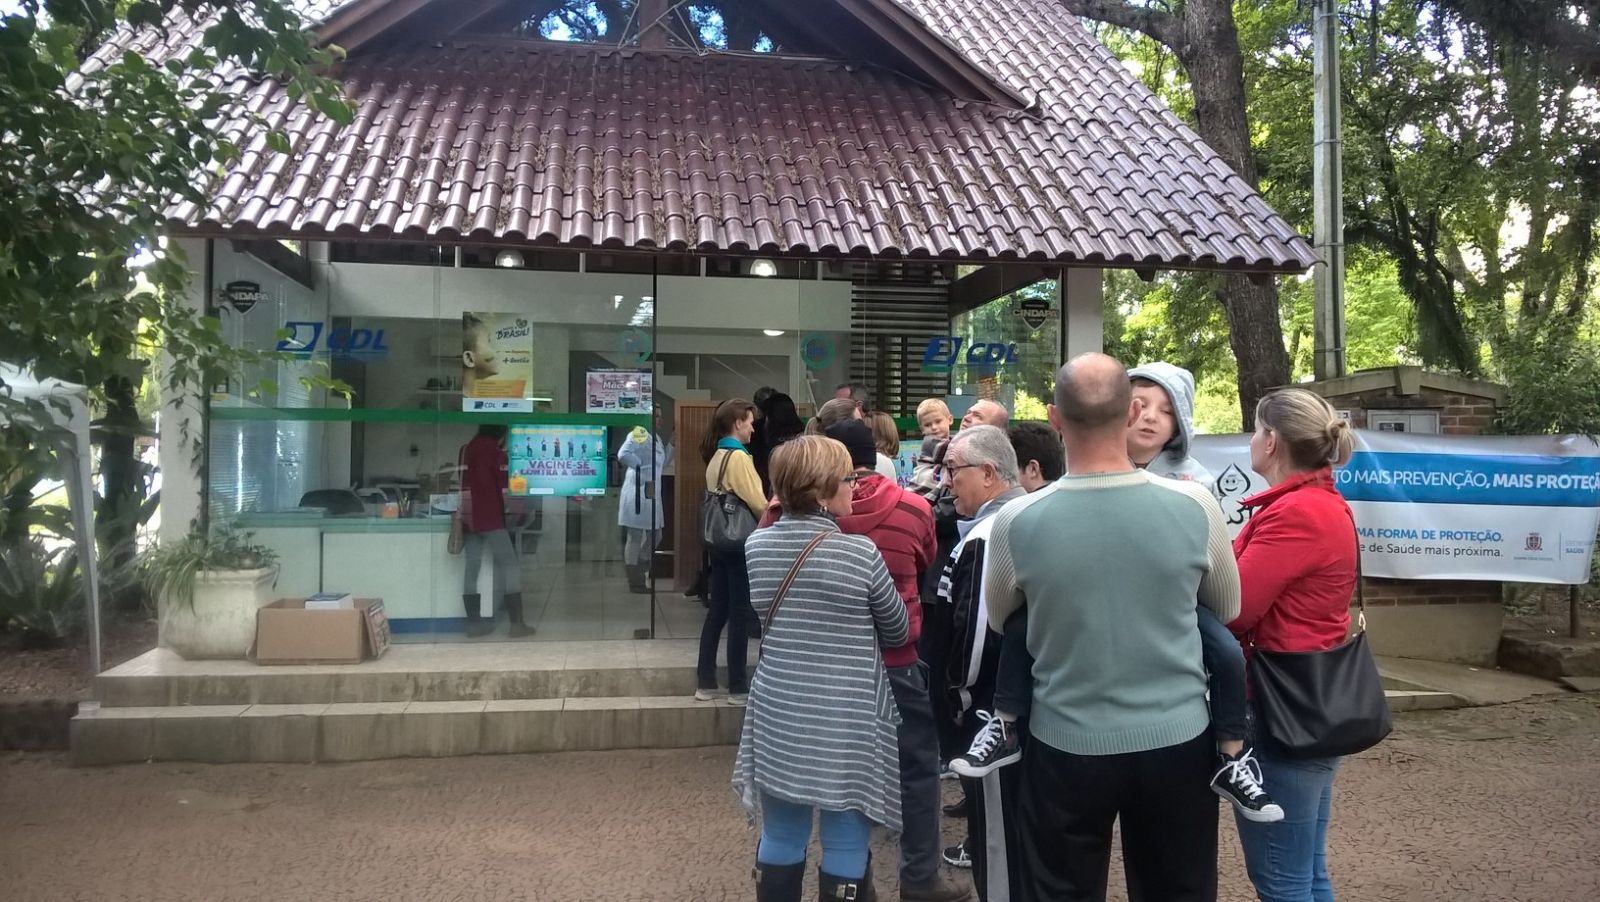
[{"left": 758, "top": 419, "right": 968, "bottom": 901}]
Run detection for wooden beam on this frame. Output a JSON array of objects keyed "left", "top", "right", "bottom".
[
  {"left": 948, "top": 264, "right": 1052, "bottom": 315},
  {"left": 832, "top": 0, "right": 1024, "bottom": 106},
  {"left": 229, "top": 239, "right": 314, "bottom": 290},
  {"left": 320, "top": 0, "right": 436, "bottom": 53}
]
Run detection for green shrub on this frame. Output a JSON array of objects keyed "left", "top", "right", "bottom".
[{"left": 0, "top": 539, "right": 85, "bottom": 647}]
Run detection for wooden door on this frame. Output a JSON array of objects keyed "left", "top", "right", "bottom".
[{"left": 674, "top": 401, "right": 720, "bottom": 590}]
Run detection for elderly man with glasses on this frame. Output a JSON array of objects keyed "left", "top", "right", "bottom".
[{"left": 934, "top": 424, "right": 1028, "bottom": 901}]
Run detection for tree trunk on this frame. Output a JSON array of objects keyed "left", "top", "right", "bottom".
[
  {"left": 98, "top": 368, "right": 143, "bottom": 577},
  {"left": 1176, "top": 0, "right": 1290, "bottom": 428}
]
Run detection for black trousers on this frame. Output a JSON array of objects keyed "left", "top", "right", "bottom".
[
  {"left": 887, "top": 662, "right": 942, "bottom": 884},
  {"left": 963, "top": 751, "right": 1025, "bottom": 902},
  {"left": 1015, "top": 730, "right": 1218, "bottom": 902},
  {"left": 918, "top": 601, "right": 964, "bottom": 761}
]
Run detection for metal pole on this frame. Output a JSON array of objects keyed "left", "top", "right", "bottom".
[{"left": 1312, "top": 0, "right": 1347, "bottom": 380}]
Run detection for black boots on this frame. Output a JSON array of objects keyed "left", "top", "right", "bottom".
[
  {"left": 625, "top": 563, "right": 650, "bottom": 594},
  {"left": 818, "top": 853, "right": 875, "bottom": 901},
  {"left": 754, "top": 860, "right": 805, "bottom": 902},
  {"left": 503, "top": 592, "right": 533, "bottom": 638},
  {"left": 463, "top": 594, "right": 491, "bottom": 637}
]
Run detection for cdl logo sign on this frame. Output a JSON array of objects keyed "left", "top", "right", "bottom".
[
  {"left": 921, "top": 337, "right": 1020, "bottom": 374},
  {"left": 276, "top": 321, "right": 389, "bottom": 358}
]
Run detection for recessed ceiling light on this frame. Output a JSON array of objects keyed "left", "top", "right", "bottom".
[
  {"left": 494, "top": 249, "right": 525, "bottom": 268},
  {"left": 750, "top": 258, "right": 778, "bottom": 277},
  {"left": 763, "top": 329, "right": 786, "bottom": 337}
]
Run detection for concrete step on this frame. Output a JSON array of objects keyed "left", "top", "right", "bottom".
[
  {"left": 1383, "top": 689, "right": 1463, "bottom": 713},
  {"left": 70, "top": 696, "right": 746, "bottom": 766},
  {"left": 95, "top": 664, "right": 714, "bottom": 707}
]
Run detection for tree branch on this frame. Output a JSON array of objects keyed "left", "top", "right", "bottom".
[{"left": 1059, "top": 0, "right": 1178, "bottom": 46}]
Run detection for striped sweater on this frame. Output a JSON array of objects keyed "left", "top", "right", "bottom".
[{"left": 733, "top": 513, "right": 910, "bottom": 831}]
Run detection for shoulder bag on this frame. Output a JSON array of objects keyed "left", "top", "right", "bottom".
[
  {"left": 1248, "top": 512, "right": 1392, "bottom": 758},
  {"left": 699, "top": 450, "right": 757, "bottom": 553}
]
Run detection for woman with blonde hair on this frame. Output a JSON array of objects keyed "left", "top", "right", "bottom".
[
  {"left": 737, "top": 435, "right": 909, "bottom": 902},
  {"left": 1228, "top": 388, "right": 1360, "bottom": 902},
  {"left": 869, "top": 411, "right": 901, "bottom": 480}
]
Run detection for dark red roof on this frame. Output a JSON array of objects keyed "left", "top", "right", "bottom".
[{"left": 119, "top": 0, "right": 1315, "bottom": 272}]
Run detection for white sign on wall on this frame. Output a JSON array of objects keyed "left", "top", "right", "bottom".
[{"left": 1189, "top": 431, "right": 1600, "bottom": 585}]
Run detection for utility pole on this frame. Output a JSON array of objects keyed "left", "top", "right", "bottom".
[{"left": 1312, "top": 0, "right": 1347, "bottom": 380}]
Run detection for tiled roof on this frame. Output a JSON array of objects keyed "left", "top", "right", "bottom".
[{"left": 125, "top": 1, "right": 1315, "bottom": 271}]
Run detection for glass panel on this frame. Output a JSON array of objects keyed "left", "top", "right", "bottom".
[
  {"left": 949, "top": 273, "right": 1060, "bottom": 423},
  {"left": 208, "top": 243, "right": 656, "bottom": 643}
]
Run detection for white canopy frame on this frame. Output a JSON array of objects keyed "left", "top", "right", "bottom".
[{"left": 0, "top": 364, "right": 105, "bottom": 673}]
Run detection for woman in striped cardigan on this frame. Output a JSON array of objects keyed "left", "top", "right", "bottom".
[{"left": 737, "top": 435, "right": 910, "bottom": 902}]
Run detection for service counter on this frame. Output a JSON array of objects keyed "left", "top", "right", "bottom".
[{"left": 235, "top": 513, "right": 496, "bottom": 625}]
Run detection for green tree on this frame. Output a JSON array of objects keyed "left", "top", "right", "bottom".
[{"left": 0, "top": 1, "right": 352, "bottom": 571}]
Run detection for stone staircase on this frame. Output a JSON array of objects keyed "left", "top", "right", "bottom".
[
  {"left": 71, "top": 642, "right": 1468, "bottom": 767},
  {"left": 71, "top": 641, "right": 747, "bottom": 766}
]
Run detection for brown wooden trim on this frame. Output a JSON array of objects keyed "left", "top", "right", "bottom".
[
  {"left": 833, "top": 0, "right": 1025, "bottom": 106},
  {"left": 229, "top": 239, "right": 314, "bottom": 290},
  {"left": 948, "top": 264, "right": 1052, "bottom": 314},
  {"left": 319, "top": 0, "right": 434, "bottom": 53}
]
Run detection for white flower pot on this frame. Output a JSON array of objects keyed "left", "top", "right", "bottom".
[{"left": 158, "top": 568, "right": 277, "bottom": 660}]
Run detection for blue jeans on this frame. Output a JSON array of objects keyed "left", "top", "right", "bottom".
[
  {"left": 1234, "top": 751, "right": 1339, "bottom": 902},
  {"left": 757, "top": 792, "right": 873, "bottom": 878}
]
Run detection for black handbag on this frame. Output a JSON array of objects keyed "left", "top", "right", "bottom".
[
  {"left": 699, "top": 450, "right": 757, "bottom": 553},
  {"left": 1248, "top": 514, "right": 1392, "bottom": 759}
]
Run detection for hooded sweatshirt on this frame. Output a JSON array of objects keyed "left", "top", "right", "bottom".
[
  {"left": 758, "top": 473, "right": 935, "bottom": 668},
  {"left": 1127, "top": 361, "right": 1215, "bottom": 492}
]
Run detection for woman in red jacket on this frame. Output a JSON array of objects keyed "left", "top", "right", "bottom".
[{"left": 1229, "top": 388, "right": 1357, "bottom": 902}]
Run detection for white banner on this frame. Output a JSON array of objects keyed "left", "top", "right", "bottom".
[{"left": 1189, "top": 431, "right": 1600, "bottom": 585}]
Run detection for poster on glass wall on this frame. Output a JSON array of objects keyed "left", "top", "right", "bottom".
[
  {"left": 507, "top": 425, "right": 608, "bottom": 497},
  {"left": 462, "top": 312, "right": 534, "bottom": 399},
  {"left": 585, "top": 368, "right": 654, "bottom": 414}
]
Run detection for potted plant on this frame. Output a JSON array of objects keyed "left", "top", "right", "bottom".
[{"left": 141, "top": 528, "right": 278, "bottom": 659}]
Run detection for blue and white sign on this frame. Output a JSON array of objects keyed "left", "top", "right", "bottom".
[{"left": 1190, "top": 431, "right": 1600, "bottom": 585}]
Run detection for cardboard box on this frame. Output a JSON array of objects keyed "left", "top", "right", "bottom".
[{"left": 253, "top": 597, "right": 388, "bottom": 665}]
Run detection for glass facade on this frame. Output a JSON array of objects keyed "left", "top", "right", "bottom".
[{"left": 202, "top": 242, "right": 1060, "bottom": 642}]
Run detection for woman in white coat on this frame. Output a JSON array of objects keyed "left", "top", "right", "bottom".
[{"left": 618, "top": 410, "right": 672, "bottom": 594}]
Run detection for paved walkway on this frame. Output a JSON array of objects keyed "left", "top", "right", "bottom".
[{"left": 4, "top": 694, "right": 1599, "bottom": 901}]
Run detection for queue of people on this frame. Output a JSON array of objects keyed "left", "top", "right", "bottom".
[{"left": 701, "top": 363, "right": 1373, "bottom": 902}]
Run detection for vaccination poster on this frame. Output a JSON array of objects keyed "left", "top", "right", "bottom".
[
  {"left": 508, "top": 425, "right": 608, "bottom": 497},
  {"left": 462, "top": 312, "right": 534, "bottom": 399}
]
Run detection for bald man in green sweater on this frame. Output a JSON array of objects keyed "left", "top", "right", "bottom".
[{"left": 984, "top": 353, "right": 1240, "bottom": 902}]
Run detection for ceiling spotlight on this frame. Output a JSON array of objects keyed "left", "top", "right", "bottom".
[
  {"left": 495, "top": 249, "right": 525, "bottom": 268},
  {"left": 763, "top": 329, "right": 786, "bottom": 337},
  {"left": 749, "top": 258, "right": 778, "bottom": 277}
]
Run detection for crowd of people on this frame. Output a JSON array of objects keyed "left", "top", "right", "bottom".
[{"left": 699, "top": 364, "right": 1360, "bottom": 902}]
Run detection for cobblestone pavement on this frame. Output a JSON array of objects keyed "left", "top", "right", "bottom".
[{"left": 4, "top": 694, "right": 1599, "bottom": 901}]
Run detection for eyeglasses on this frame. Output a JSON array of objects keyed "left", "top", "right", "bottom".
[
  {"left": 941, "top": 463, "right": 982, "bottom": 474},
  {"left": 841, "top": 473, "right": 866, "bottom": 484}
]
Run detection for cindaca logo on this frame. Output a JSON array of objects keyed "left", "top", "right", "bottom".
[
  {"left": 276, "top": 322, "right": 389, "bottom": 358},
  {"left": 921, "top": 337, "right": 1019, "bottom": 374}
]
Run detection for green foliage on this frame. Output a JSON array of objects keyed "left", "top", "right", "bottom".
[
  {"left": 1491, "top": 324, "right": 1600, "bottom": 437},
  {"left": 139, "top": 527, "right": 277, "bottom": 612},
  {"left": 0, "top": 0, "right": 352, "bottom": 571},
  {"left": 0, "top": 539, "right": 84, "bottom": 646}
]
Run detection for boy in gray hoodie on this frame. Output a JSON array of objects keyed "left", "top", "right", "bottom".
[{"left": 949, "top": 361, "right": 1283, "bottom": 825}]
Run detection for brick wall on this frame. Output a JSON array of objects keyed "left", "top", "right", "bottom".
[
  {"left": 1358, "top": 577, "right": 1502, "bottom": 607},
  {"left": 1334, "top": 388, "right": 1499, "bottom": 436}
]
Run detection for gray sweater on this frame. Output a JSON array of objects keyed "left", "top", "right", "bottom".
[
  {"left": 985, "top": 470, "right": 1240, "bottom": 756},
  {"left": 734, "top": 513, "right": 910, "bottom": 830}
]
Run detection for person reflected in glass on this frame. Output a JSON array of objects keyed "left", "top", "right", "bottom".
[
  {"left": 458, "top": 424, "right": 530, "bottom": 638},
  {"left": 618, "top": 409, "right": 672, "bottom": 595}
]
